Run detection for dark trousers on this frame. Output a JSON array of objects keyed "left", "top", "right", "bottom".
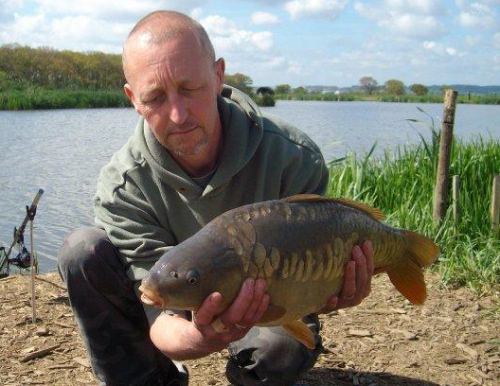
[{"left": 58, "top": 227, "right": 322, "bottom": 386}]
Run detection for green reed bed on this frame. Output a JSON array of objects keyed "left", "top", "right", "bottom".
[
  {"left": 327, "top": 134, "right": 500, "bottom": 293},
  {"left": 0, "top": 88, "right": 130, "bottom": 110}
]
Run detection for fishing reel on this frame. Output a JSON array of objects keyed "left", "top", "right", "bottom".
[
  {"left": 9, "top": 245, "right": 33, "bottom": 269},
  {"left": 0, "top": 189, "right": 43, "bottom": 278}
]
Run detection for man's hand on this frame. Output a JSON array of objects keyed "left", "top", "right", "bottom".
[
  {"left": 320, "top": 240, "right": 374, "bottom": 313},
  {"left": 191, "top": 278, "right": 270, "bottom": 351},
  {"left": 150, "top": 278, "right": 269, "bottom": 360}
]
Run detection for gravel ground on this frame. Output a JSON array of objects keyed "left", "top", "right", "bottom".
[{"left": 1, "top": 272, "right": 498, "bottom": 386}]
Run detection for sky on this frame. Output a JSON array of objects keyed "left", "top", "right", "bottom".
[{"left": 0, "top": 0, "right": 499, "bottom": 87}]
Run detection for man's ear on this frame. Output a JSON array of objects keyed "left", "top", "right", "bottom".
[
  {"left": 124, "top": 84, "right": 140, "bottom": 113},
  {"left": 214, "top": 58, "right": 225, "bottom": 94}
]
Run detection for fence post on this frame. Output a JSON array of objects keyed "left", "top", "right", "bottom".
[
  {"left": 433, "top": 89, "right": 458, "bottom": 224},
  {"left": 491, "top": 175, "right": 500, "bottom": 231}
]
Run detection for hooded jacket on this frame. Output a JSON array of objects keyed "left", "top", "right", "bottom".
[{"left": 94, "top": 86, "right": 328, "bottom": 281}]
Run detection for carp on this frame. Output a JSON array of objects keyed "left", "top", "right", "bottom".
[{"left": 139, "top": 194, "right": 439, "bottom": 349}]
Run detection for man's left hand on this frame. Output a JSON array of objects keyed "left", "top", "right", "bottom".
[{"left": 320, "top": 240, "right": 374, "bottom": 313}]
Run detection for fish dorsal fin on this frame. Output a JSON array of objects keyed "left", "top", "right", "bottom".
[
  {"left": 283, "top": 194, "right": 385, "bottom": 221},
  {"left": 283, "top": 193, "right": 327, "bottom": 203},
  {"left": 282, "top": 320, "right": 315, "bottom": 350},
  {"left": 334, "top": 198, "right": 385, "bottom": 221}
]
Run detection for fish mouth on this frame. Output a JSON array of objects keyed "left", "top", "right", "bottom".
[{"left": 138, "top": 284, "right": 167, "bottom": 309}]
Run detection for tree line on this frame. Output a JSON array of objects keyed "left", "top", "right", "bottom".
[
  {"left": 0, "top": 44, "right": 258, "bottom": 94},
  {"left": 0, "top": 45, "right": 497, "bottom": 109},
  {"left": 0, "top": 44, "right": 125, "bottom": 91}
]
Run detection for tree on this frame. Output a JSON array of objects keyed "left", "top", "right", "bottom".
[
  {"left": 225, "top": 73, "right": 253, "bottom": 95},
  {"left": 256, "top": 87, "right": 274, "bottom": 96},
  {"left": 359, "top": 76, "right": 378, "bottom": 95},
  {"left": 293, "top": 86, "right": 307, "bottom": 95},
  {"left": 274, "top": 84, "right": 291, "bottom": 94},
  {"left": 385, "top": 79, "right": 406, "bottom": 96},
  {"left": 410, "top": 83, "right": 428, "bottom": 96}
]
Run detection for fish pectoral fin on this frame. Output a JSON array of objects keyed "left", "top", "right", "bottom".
[
  {"left": 259, "top": 303, "right": 287, "bottom": 323},
  {"left": 282, "top": 320, "right": 316, "bottom": 350}
]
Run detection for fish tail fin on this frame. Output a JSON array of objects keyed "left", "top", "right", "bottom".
[{"left": 386, "top": 231, "right": 440, "bottom": 305}]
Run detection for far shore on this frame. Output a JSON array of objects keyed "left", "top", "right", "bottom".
[{"left": 1, "top": 87, "right": 499, "bottom": 111}]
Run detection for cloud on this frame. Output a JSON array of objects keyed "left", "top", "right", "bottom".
[
  {"left": 284, "top": 0, "right": 348, "bottom": 20},
  {"left": 34, "top": 0, "right": 207, "bottom": 22},
  {"left": 251, "top": 11, "right": 279, "bottom": 25},
  {"left": 494, "top": 33, "right": 500, "bottom": 49},
  {"left": 0, "top": 0, "right": 25, "bottom": 22},
  {"left": 0, "top": 0, "right": 210, "bottom": 52},
  {"left": 457, "top": 1, "right": 497, "bottom": 29},
  {"left": 464, "top": 35, "right": 481, "bottom": 47},
  {"left": 422, "top": 41, "right": 461, "bottom": 57},
  {"left": 0, "top": 11, "right": 128, "bottom": 52},
  {"left": 251, "top": 31, "right": 274, "bottom": 50},
  {"left": 262, "top": 56, "right": 301, "bottom": 74},
  {"left": 382, "top": 0, "right": 445, "bottom": 15},
  {"left": 200, "top": 15, "right": 274, "bottom": 53},
  {"left": 354, "top": 0, "right": 446, "bottom": 39}
]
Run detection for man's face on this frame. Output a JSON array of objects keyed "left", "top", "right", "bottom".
[{"left": 124, "top": 32, "right": 224, "bottom": 167}]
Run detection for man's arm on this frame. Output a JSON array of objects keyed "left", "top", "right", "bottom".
[{"left": 150, "top": 278, "right": 269, "bottom": 360}]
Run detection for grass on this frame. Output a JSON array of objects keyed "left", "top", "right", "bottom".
[
  {"left": 326, "top": 117, "right": 500, "bottom": 293},
  {"left": 0, "top": 88, "right": 130, "bottom": 110}
]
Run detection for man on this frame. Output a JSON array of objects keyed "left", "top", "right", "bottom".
[{"left": 58, "top": 10, "right": 374, "bottom": 386}]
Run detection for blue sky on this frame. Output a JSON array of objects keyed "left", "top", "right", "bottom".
[{"left": 1, "top": 0, "right": 499, "bottom": 87}]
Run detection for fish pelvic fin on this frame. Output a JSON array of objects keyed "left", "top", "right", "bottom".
[
  {"left": 283, "top": 194, "right": 385, "bottom": 221},
  {"left": 282, "top": 320, "right": 316, "bottom": 350},
  {"left": 387, "top": 231, "right": 440, "bottom": 305}
]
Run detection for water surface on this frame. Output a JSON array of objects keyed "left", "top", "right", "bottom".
[{"left": 0, "top": 101, "right": 498, "bottom": 272}]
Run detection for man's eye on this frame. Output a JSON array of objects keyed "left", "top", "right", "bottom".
[
  {"left": 182, "top": 86, "right": 201, "bottom": 93},
  {"left": 144, "top": 95, "right": 163, "bottom": 104}
]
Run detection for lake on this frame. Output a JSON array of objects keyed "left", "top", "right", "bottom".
[{"left": 0, "top": 101, "right": 498, "bottom": 272}]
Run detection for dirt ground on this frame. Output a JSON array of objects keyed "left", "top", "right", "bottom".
[{"left": 0, "top": 272, "right": 498, "bottom": 386}]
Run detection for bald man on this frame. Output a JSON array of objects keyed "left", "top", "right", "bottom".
[{"left": 58, "top": 10, "right": 374, "bottom": 386}]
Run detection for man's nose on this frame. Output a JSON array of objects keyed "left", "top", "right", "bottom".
[{"left": 168, "top": 94, "right": 188, "bottom": 124}]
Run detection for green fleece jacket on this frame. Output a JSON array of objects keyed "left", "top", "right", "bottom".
[{"left": 94, "top": 86, "right": 328, "bottom": 281}]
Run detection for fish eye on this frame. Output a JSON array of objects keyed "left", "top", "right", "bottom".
[
  {"left": 186, "top": 269, "right": 200, "bottom": 285},
  {"left": 169, "top": 270, "right": 178, "bottom": 279}
]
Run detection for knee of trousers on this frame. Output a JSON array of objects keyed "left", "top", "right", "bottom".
[
  {"left": 57, "top": 226, "right": 115, "bottom": 283},
  {"left": 226, "top": 324, "right": 322, "bottom": 386}
]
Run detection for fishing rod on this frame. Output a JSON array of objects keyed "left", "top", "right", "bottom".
[{"left": 0, "top": 189, "right": 44, "bottom": 277}]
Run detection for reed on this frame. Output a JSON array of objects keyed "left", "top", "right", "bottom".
[
  {"left": 0, "top": 88, "right": 130, "bottom": 110},
  {"left": 327, "top": 132, "right": 500, "bottom": 292}
]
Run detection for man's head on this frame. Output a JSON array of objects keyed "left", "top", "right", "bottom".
[{"left": 123, "top": 11, "right": 225, "bottom": 176}]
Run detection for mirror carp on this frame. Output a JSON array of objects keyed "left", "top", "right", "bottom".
[{"left": 139, "top": 194, "right": 439, "bottom": 349}]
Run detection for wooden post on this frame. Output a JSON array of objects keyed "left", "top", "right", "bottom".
[
  {"left": 452, "top": 175, "right": 460, "bottom": 224},
  {"left": 433, "top": 89, "right": 458, "bottom": 224},
  {"left": 491, "top": 175, "right": 500, "bottom": 231}
]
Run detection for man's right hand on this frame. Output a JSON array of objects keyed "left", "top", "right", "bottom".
[
  {"left": 150, "top": 278, "right": 269, "bottom": 360},
  {"left": 192, "top": 278, "right": 270, "bottom": 351}
]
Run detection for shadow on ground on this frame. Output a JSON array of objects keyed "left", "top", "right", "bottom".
[{"left": 299, "top": 367, "right": 440, "bottom": 385}]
